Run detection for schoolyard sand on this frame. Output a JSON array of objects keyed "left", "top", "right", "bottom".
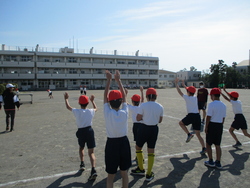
[{"left": 0, "top": 88, "right": 249, "bottom": 188}]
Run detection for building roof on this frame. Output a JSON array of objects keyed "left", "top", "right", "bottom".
[
  {"left": 237, "top": 60, "right": 250, "bottom": 67},
  {"left": 159, "top": 69, "right": 176, "bottom": 74}
]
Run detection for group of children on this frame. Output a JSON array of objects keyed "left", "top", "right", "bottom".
[
  {"left": 174, "top": 78, "right": 250, "bottom": 169},
  {"left": 64, "top": 71, "right": 249, "bottom": 188}
]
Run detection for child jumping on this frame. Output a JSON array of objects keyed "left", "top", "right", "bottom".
[
  {"left": 64, "top": 92, "right": 97, "bottom": 180},
  {"left": 204, "top": 88, "right": 226, "bottom": 169},
  {"left": 103, "top": 70, "right": 131, "bottom": 188},
  {"left": 221, "top": 86, "right": 250, "bottom": 148},
  {"left": 175, "top": 78, "right": 206, "bottom": 155},
  {"left": 131, "top": 87, "right": 164, "bottom": 182}
]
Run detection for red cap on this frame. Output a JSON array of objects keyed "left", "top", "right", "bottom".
[
  {"left": 131, "top": 94, "right": 141, "bottom": 102},
  {"left": 108, "top": 90, "right": 122, "bottom": 101},
  {"left": 186, "top": 86, "right": 196, "bottom": 94},
  {"left": 210, "top": 88, "right": 221, "bottom": 95},
  {"left": 146, "top": 88, "right": 157, "bottom": 96},
  {"left": 229, "top": 91, "right": 239, "bottom": 98},
  {"left": 79, "top": 95, "right": 89, "bottom": 104}
]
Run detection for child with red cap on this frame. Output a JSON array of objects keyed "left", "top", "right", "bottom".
[
  {"left": 103, "top": 70, "right": 131, "bottom": 188},
  {"left": 204, "top": 88, "right": 226, "bottom": 169},
  {"left": 175, "top": 78, "right": 206, "bottom": 155},
  {"left": 126, "top": 86, "right": 144, "bottom": 163},
  {"left": 221, "top": 86, "right": 250, "bottom": 148},
  {"left": 64, "top": 92, "right": 97, "bottom": 180},
  {"left": 131, "top": 87, "right": 163, "bottom": 182}
]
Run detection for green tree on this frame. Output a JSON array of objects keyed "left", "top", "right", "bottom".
[{"left": 209, "top": 60, "right": 227, "bottom": 87}]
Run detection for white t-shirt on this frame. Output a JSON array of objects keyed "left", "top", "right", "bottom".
[
  {"left": 104, "top": 103, "right": 128, "bottom": 138},
  {"left": 128, "top": 104, "right": 141, "bottom": 123},
  {"left": 137, "top": 101, "right": 164, "bottom": 126},
  {"left": 207, "top": 100, "right": 226, "bottom": 123},
  {"left": 230, "top": 100, "right": 243, "bottom": 114},
  {"left": 72, "top": 108, "right": 95, "bottom": 128},
  {"left": 183, "top": 94, "right": 199, "bottom": 113}
]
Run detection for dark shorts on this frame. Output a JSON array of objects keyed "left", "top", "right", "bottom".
[
  {"left": 231, "top": 114, "right": 248, "bottom": 130},
  {"left": 198, "top": 101, "right": 207, "bottom": 110},
  {"left": 206, "top": 122, "right": 223, "bottom": 146},
  {"left": 80, "top": 90, "right": 83, "bottom": 94},
  {"left": 182, "top": 113, "right": 201, "bottom": 131},
  {"left": 133, "top": 123, "right": 142, "bottom": 141},
  {"left": 136, "top": 124, "right": 159, "bottom": 149},
  {"left": 76, "top": 126, "right": 96, "bottom": 149},
  {"left": 105, "top": 136, "right": 131, "bottom": 174}
]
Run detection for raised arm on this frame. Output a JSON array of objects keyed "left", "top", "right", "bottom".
[
  {"left": 64, "top": 92, "right": 73, "bottom": 111},
  {"left": 223, "top": 85, "right": 231, "bottom": 98},
  {"left": 140, "top": 86, "right": 144, "bottom": 103},
  {"left": 89, "top": 95, "right": 97, "bottom": 111},
  {"left": 114, "top": 70, "right": 126, "bottom": 103},
  {"left": 181, "top": 79, "right": 187, "bottom": 88},
  {"left": 104, "top": 70, "right": 112, "bottom": 104},
  {"left": 175, "top": 78, "right": 183, "bottom": 97},
  {"left": 220, "top": 91, "right": 230, "bottom": 102}
]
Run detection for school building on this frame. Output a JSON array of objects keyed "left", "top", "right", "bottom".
[{"left": 0, "top": 44, "right": 159, "bottom": 90}]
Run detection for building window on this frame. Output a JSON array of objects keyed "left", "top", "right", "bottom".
[
  {"left": 68, "top": 57, "right": 76, "bottom": 62},
  {"left": 21, "top": 56, "right": 32, "bottom": 62},
  {"left": 69, "top": 69, "right": 77, "bottom": 74},
  {"left": 164, "top": 75, "right": 167, "bottom": 78}
]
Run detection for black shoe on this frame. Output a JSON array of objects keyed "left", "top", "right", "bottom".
[
  {"left": 186, "top": 134, "right": 194, "bottom": 143},
  {"left": 145, "top": 172, "right": 154, "bottom": 182},
  {"left": 131, "top": 166, "right": 145, "bottom": 176},
  {"left": 88, "top": 168, "right": 97, "bottom": 181},
  {"left": 200, "top": 147, "right": 207, "bottom": 155},
  {"left": 232, "top": 142, "right": 242, "bottom": 148},
  {"left": 80, "top": 163, "right": 85, "bottom": 171},
  {"left": 6, "top": 126, "right": 9, "bottom": 131}
]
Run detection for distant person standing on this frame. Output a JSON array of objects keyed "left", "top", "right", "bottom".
[
  {"left": 47, "top": 89, "right": 53, "bottom": 99},
  {"left": 197, "top": 82, "right": 208, "bottom": 124},
  {"left": 84, "top": 86, "right": 87, "bottom": 95},
  {"left": 80, "top": 85, "right": 84, "bottom": 95},
  {"left": 1, "top": 83, "right": 20, "bottom": 132}
]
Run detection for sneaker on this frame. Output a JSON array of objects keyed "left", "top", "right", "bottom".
[
  {"left": 80, "top": 163, "right": 85, "bottom": 171},
  {"left": 145, "top": 172, "right": 154, "bottom": 182},
  {"left": 204, "top": 160, "right": 215, "bottom": 168},
  {"left": 215, "top": 160, "right": 222, "bottom": 169},
  {"left": 131, "top": 166, "right": 145, "bottom": 176},
  {"left": 200, "top": 148, "right": 207, "bottom": 155},
  {"left": 232, "top": 142, "right": 242, "bottom": 148},
  {"left": 88, "top": 169, "right": 97, "bottom": 181},
  {"left": 186, "top": 134, "right": 194, "bottom": 143}
]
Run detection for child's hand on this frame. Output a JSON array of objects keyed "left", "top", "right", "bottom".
[
  {"left": 90, "top": 95, "right": 95, "bottom": 101},
  {"left": 114, "top": 70, "right": 120, "bottom": 81},
  {"left": 105, "top": 70, "right": 112, "bottom": 80},
  {"left": 140, "top": 86, "right": 144, "bottom": 92},
  {"left": 64, "top": 92, "right": 69, "bottom": 99}
]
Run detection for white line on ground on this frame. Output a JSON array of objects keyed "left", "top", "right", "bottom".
[{"left": 1, "top": 141, "right": 249, "bottom": 187}]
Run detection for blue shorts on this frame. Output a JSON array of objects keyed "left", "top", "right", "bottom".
[
  {"left": 105, "top": 136, "right": 131, "bottom": 174},
  {"left": 76, "top": 126, "right": 96, "bottom": 149},
  {"left": 182, "top": 113, "right": 201, "bottom": 131}
]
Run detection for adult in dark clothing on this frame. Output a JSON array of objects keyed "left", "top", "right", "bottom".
[
  {"left": 1, "top": 83, "right": 20, "bottom": 132},
  {"left": 197, "top": 82, "right": 208, "bottom": 124}
]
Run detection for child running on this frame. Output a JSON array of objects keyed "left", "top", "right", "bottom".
[
  {"left": 103, "top": 70, "right": 131, "bottom": 188},
  {"left": 126, "top": 86, "right": 144, "bottom": 163},
  {"left": 175, "top": 78, "right": 206, "bottom": 155},
  {"left": 64, "top": 92, "right": 97, "bottom": 180},
  {"left": 204, "top": 88, "right": 226, "bottom": 169},
  {"left": 131, "top": 87, "right": 164, "bottom": 182},
  {"left": 221, "top": 86, "right": 250, "bottom": 148}
]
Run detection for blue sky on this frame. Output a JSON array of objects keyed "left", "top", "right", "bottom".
[{"left": 1, "top": 0, "right": 250, "bottom": 72}]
